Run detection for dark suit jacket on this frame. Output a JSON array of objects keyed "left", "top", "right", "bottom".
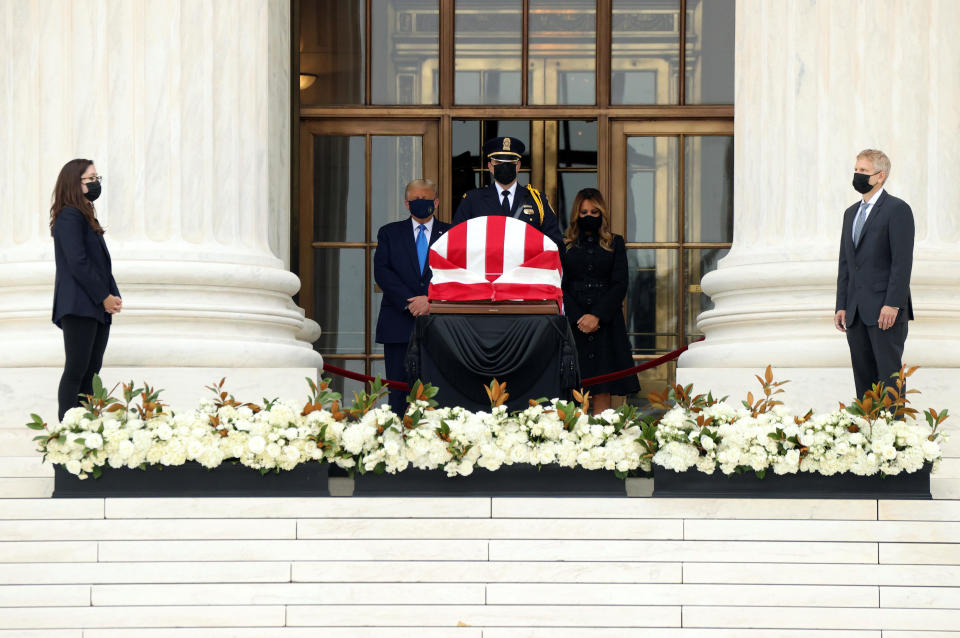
[
  {"left": 836, "top": 190, "right": 914, "bottom": 327},
  {"left": 52, "top": 207, "right": 120, "bottom": 328},
  {"left": 374, "top": 217, "right": 451, "bottom": 344},
  {"left": 453, "top": 183, "right": 565, "bottom": 250}
]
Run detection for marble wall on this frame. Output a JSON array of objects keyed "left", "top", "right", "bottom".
[
  {"left": 677, "top": 0, "right": 960, "bottom": 488},
  {"left": 681, "top": 0, "right": 960, "bottom": 370},
  {"left": 0, "top": 0, "right": 320, "bottom": 370}
]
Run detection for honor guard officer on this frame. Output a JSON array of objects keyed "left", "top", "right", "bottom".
[{"left": 453, "top": 136, "right": 564, "bottom": 250}]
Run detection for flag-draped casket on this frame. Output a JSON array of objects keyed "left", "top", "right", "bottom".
[{"left": 428, "top": 216, "right": 563, "bottom": 305}]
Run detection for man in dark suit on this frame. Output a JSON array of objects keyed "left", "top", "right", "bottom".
[
  {"left": 453, "top": 137, "right": 564, "bottom": 250},
  {"left": 834, "top": 149, "right": 915, "bottom": 399},
  {"left": 374, "top": 178, "right": 451, "bottom": 415}
]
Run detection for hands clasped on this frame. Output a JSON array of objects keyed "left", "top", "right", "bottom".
[
  {"left": 577, "top": 313, "right": 600, "bottom": 333},
  {"left": 407, "top": 295, "right": 430, "bottom": 317},
  {"left": 103, "top": 294, "right": 123, "bottom": 314}
]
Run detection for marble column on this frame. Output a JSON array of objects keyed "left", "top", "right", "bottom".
[
  {"left": 678, "top": 0, "right": 960, "bottom": 423},
  {"left": 0, "top": 0, "right": 321, "bottom": 428}
]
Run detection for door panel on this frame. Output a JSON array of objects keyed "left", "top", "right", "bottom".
[
  {"left": 299, "top": 120, "right": 438, "bottom": 387},
  {"left": 610, "top": 119, "right": 733, "bottom": 393}
]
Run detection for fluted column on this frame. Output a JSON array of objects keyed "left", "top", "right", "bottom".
[
  {"left": 0, "top": 0, "right": 321, "bottom": 368},
  {"left": 680, "top": 0, "right": 960, "bottom": 381}
]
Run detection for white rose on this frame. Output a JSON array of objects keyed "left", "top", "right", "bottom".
[
  {"left": 84, "top": 433, "right": 104, "bottom": 449},
  {"left": 187, "top": 440, "right": 205, "bottom": 459},
  {"left": 248, "top": 435, "right": 266, "bottom": 454},
  {"left": 65, "top": 459, "right": 82, "bottom": 475},
  {"left": 62, "top": 407, "right": 86, "bottom": 426},
  {"left": 118, "top": 440, "right": 135, "bottom": 458}
]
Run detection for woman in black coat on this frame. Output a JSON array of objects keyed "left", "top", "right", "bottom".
[
  {"left": 562, "top": 188, "right": 640, "bottom": 413},
  {"left": 50, "top": 159, "right": 122, "bottom": 421}
]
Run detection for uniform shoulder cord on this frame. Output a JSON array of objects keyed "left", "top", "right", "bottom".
[{"left": 525, "top": 185, "right": 546, "bottom": 223}]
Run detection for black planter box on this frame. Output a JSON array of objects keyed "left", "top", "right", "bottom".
[
  {"left": 352, "top": 464, "right": 633, "bottom": 497},
  {"left": 53, "top": 461, "right": 329, "bottom": 498},
  {"left": 653, "top": 464, "right": 932, "bottom": 499}
]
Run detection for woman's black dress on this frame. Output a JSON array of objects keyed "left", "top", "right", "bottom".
[{"left": 562, "top": 232, "right": 641, "bottom": 396}]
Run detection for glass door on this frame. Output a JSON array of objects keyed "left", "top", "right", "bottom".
[
  {"left": 450, "top": 119, "right": 600, "bottom": 233},
  {"left": 610, "top": 119, "right": 733, "bottom": 392},
  {"left": 298, "top": 119, "right": 439, "bottom": 396}
]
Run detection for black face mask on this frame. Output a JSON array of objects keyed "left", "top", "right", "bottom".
[
  {"left": 408, "top": 198, "right": 435, "bottom": 219},
  {"left": 852, "top": 172, "right": 877, "bottom": 194},
  {"left": 83, "top": 181, "right": 101, "bottom": 202},
  {"left": 492, "top": 162, "right": 517, "bottom": 186},
  {"left": 578, "top": 215, "right": 602, "bottom": 233}
]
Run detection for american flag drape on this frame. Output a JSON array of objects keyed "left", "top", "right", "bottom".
[{"left": 428, "top": 216, "right": 563, "bottom": 304}]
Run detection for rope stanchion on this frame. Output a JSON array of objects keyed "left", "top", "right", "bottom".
[
  {"left": 580, "top": 337, "right": 703, "bottom": 387},
  {"left": 321, "top": 362, "right": 410, "bottom": 392},
  {"left": 321, "top": 338, "right": 703, "bottom": 393}
]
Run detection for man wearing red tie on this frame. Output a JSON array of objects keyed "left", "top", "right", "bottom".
[{"left": 374, "top": 179, "right": 450, "bottom": 415}]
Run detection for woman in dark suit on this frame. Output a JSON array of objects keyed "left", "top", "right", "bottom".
[
  {"left": 50, "top": 159, "right": 122, "bottom": 420},
  {"left": 562, "top": 188, "right": 640, "bottom": 413}
]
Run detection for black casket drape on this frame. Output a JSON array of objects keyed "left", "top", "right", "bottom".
[{"left": 405, "top": 314, "right": 580, "bottom": 412}]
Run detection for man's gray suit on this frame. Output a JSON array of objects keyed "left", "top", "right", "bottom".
[{"left": 836, "top": 190, "right": 915, "bottom": 398}]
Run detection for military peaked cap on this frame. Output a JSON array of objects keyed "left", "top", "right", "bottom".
[{"left": 484, "top": 136, "right": 524, "bottom": 162}]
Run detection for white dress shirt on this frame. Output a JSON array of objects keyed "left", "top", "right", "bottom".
[
  {"left": 853, "top": 186, "right": 884, "bottom": 241},
  {"left": 494, "top": 180, "right": 519, "bottom": 214},
  {"left": 411, "top": 216, "right": 435, "bottom": 242}
]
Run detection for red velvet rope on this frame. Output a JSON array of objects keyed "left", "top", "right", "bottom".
[
  {"left": 321, "top": 362, "right": 412, "bottom": 392},
  {"left": 579, "top": 337, "right": 703, "bottom": 387},
  {"left": 321, "top": 337, "right": 703, "bottom": 394}
]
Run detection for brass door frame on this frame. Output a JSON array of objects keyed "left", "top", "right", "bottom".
[
  {"left": 610, "top": 119, "right": 733, "bottom": 243},
  {"left": 610, "top": 118, "right": 733, "bottom": 358},
  {"left": 298, "top": 118, "right": 439, "bottom": 372}
]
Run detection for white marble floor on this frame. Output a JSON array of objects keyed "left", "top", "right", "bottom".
[{"left": 0, "top": 497, "right": 959, "bottom": 636}]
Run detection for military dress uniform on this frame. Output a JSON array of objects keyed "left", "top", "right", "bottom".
[{"left": 452, "top": 137, "right": 565, "bottom": 250}]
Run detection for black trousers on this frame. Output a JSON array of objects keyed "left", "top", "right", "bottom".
[
  {"left": 383, "top": 342, "right": 409, "bottom": 416},
  {"left": 58, "top": 315, "right": 110, "bottom": 421},
  {"left": 845, "top": 315, "right": 908, "bottom": 400}
]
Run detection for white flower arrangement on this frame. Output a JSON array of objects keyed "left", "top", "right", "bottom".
[{"left": 26, "top": 368, "right": 948, "bottom": 481}]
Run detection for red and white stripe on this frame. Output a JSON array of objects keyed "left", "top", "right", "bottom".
[{"left": 429, "top": 216, "right": 562, "bottom": 304}]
